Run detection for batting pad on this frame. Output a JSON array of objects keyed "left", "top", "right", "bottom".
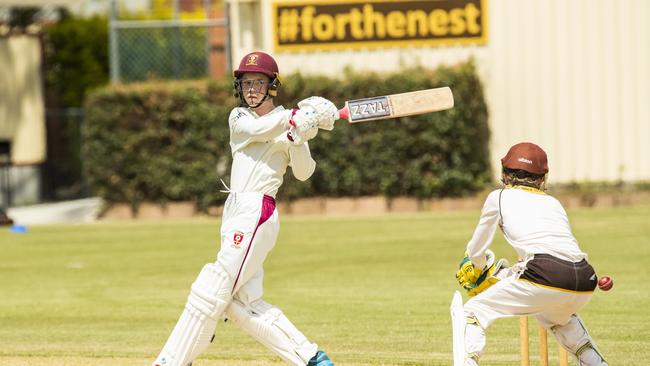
[
  {"left": 153, "top": 263, "right": 232, "bottom": 366},
  {"left": 226, "top": 298, "right": 318, "bottom": 366},
  {"left": 450, "top": 291, "right": 465, "bottom": 366}
]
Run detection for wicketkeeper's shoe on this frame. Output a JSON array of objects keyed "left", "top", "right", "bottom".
[{"left": 307, "top": 350, "right": 334, "bottom": 366}]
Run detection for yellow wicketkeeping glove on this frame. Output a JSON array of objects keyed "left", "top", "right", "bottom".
[
  {"left": 456, "top": 254, "right": 484, "bottom": 290},
  {"left": 456, "top": 250, "right": 509, "bottom": 296},
  {"left": 466, "top": 268, "right": 500, "bottom": 296}
]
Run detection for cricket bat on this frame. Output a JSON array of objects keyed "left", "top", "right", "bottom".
[{"left": 338, "top": 86, "right": 454, "bottom": 123}]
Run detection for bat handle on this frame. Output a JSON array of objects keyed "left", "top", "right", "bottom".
[{"left": 338, "top": 106, "right": 349, "bottom": 120}]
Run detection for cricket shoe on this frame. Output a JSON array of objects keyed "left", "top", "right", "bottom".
[{"left": 307, "top": 351, "right": 334, "bottom": 366}]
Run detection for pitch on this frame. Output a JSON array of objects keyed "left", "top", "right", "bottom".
[{"left": 1, "top": 204, "right": 648, "bottom": 365}]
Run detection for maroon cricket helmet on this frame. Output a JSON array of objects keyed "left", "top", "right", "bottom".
[
  {"left": 233, "top": 51, "right": 279, "bottom": 79},
  {"left": 501, "top": 142, "right": 549, "bottom": 174}
]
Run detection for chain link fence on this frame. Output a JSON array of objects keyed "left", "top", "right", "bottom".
[{"left": 108, "top": 0, "right": 229, "bottom": 83}]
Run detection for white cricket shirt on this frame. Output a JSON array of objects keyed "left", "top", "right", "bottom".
[
  {"left": 227, "top": 106, "right": 316, "bottom": 198},
  {"left": 466, "top": 187, "right": 587, "bottom": 268}
]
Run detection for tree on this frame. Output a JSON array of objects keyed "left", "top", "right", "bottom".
[{"left": 43, "top": 14, "right": 109, "bottom": 107}]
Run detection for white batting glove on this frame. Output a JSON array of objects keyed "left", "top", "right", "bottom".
[
  {"left": 297, "top": 96, "right": 339, "bottom": 131},
  {"left": 287, "top": 108, "right": 319, "bottom": 145}
]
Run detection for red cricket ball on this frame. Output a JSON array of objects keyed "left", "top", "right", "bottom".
[{"left": 598, "top": 276, "right": 613, "bottom": 291}]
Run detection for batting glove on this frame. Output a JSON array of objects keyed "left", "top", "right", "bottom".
[
  {"left": 298, "top": 96, "right": 339, "bottom": 131},
  {"left": 287, "top": 108, "right": 319, "bottom": 145}
]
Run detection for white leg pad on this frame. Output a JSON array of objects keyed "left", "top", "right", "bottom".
[
  {"left": 551, "top": 314, "right": 608, "bottom": 366},
  {"left": 153, "top": 263, "right": 232, "bottom": 366},
  {"left": 450, "top": 291, "right": 465, "bottom": 366},
  {"left": 464, "top": 313, "right": 485, "bottom": 366},
  {"left": 226, "top": 298, "right": 318, "bottom": 366}
]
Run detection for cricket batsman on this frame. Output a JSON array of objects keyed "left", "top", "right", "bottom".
[
  {"left": 153, "top": 51, "right": 337, "bottom": 366},
  {"left": 455, "top": 142, "right": 608, "bottom": 365}
]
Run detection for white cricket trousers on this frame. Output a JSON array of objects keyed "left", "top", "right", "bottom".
[
  {"left": 219, "top": 191, "right": 280, "bottom": 295},
  {"left": 154, "top": 192, "right": 318, "bottom": 366},
  {"left": 464, "top": 277, "right": 593, "bottom": 330},
  {"left": 219, "top": 192, "right": 319, "bottom": 365}
]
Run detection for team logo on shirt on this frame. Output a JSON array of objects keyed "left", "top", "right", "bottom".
[{"left": 232, "top": 231, "right": 245, "bottom": 247}]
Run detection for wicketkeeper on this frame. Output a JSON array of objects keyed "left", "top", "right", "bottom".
[
  {"left": 153, "top": 51, "right": 338, "bottom": 366},
  {"left": 455, "top": 142, "right": 608, "bottom": 365}
]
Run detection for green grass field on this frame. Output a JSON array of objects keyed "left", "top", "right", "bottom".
[{"left": 1, "top": 205, "right": 649, "bottom": 366}]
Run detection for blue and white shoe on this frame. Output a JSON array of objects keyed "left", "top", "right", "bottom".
[{"left": 307, "top": 350, "right": 334, "bottom": 366}]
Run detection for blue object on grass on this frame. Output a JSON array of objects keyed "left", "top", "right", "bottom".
[{"left": 10, "top": 224, "right": 27, "bottom": 233}]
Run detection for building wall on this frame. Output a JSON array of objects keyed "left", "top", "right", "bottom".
[
  {"left": 486, "top": 0, "right": 650, "bottom": 183},
  {"left": 0, "top": 35, "right": 46, "bottom": 206},
  {"left": 228, "top": 0, "right": 650, "bottom": 183},
  {"left": 0, "top": 35, "right": 46, "bottom": 165}
]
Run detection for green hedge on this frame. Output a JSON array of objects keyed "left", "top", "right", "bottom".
[
  {"left": 44, "top": 13, "right": 109, "bottom": 107},
  {"left": 83, "top": 61, "right": 490, "bottom": 212}
]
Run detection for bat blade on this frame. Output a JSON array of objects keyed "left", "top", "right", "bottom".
[{"left": 339, "top": 86, "right": 454, "bottom": 123}]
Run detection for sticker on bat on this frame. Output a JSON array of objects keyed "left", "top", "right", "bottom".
[{"left": 347, "top": 96, "right": 392, "bottom": 122}]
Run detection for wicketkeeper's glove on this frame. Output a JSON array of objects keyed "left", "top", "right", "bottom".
[
  {"left": 456, "top": 255, "right": 484, "bottom": 288},
  {"left": 456, "top": 250, "right": 509, "bottom": 296}
]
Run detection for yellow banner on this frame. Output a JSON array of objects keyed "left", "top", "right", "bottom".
[{"left": 273, "top": 0, "right": 487, "bottom": 51}]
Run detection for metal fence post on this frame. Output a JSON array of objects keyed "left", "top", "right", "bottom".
[
  {"left": 109, "top": 0, "right": 120, "bottom": 83},
  {"left": 224, "top": 1, "right": 231, "bottom": 74}
]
